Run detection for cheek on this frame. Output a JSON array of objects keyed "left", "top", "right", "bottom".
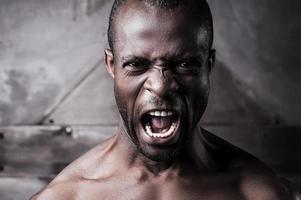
[
  {"left": 114, "top": 77, "right": 133, "bottom": 114},
  {"left": 181, "top": 74, "right": 210, "bottom": 124},
  {"left": 114, "top": 73, "right": 146, "bottom": 115},
  {"left": 182, "top": 73, "right": 210, "bottom": 100},
  {"left": 194, "top": 75, "right": 210, "bottom": 116},
  {"left": 195, "top": 68, "right": 210, "bottom": 96},
  {"left": 114, "top": 80, "right": 128, "bottom": 120}
]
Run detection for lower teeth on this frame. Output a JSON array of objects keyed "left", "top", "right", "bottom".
[{"left": 145, "top": 122, "right": 177, "bottom": 138}]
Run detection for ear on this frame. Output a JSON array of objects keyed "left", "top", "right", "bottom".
[
  {"left": 104, "top": 48, "right": 115, "bottom": 78},
  {"left": 208, "top": 49, "right": 216, "bottom": 73}
]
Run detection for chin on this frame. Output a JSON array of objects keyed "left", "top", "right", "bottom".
[{"left": 138, "top": 143, "right": 183, "bottom": 162}]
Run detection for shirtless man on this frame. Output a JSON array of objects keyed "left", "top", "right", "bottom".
[{"left": 32, "top": 0, "right": 296, "bottom": 199}]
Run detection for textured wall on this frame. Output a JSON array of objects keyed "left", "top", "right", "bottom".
[
  {"left": 209, "top": 0, "right": 301, "bottom": 125},
  {"left": 0, "top": 0, "right": 300, "bottom": 125},
  {"left": 0, "top": 0, "right": 114, "bottom": 125}
]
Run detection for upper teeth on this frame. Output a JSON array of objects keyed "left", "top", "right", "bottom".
[{"left": 149, "top": 111, "right": 173, "bottom": 117}]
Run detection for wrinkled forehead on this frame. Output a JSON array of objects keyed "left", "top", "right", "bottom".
[{"left": 114, "top": 1, "right": 209, "bottom": 57}]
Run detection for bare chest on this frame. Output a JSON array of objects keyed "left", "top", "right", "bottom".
[{"left": 74, "top": 177, "right": 244, "bottom": 200}]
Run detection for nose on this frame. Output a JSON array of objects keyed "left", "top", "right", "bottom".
[{"left": 144, "top": 67, "right": 179, "bottom": 97}]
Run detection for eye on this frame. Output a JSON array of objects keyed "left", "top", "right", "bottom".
[
  {"left": 175, "top": 60, "right": 202, "bottom": 75},
  {"left": 122, "top": 59, "right": 151, "bottom": 75},
  {"left": 127, "top": 61, "right": 146, "bottom": 68},
  {"left": 127, "top": 61, "right": 148, "bottom": 71}
]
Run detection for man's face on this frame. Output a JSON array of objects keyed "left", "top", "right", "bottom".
[{"left": 105, "top": 2, "right": 214, "bottom": 161}]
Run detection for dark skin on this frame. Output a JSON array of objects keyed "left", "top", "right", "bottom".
[{"left": 31, "top": 1, "right": 294, "bottom": 199}]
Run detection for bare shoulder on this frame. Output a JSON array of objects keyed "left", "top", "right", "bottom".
[
  {"left": 31, "top": 135, "right": 117, "bottom": 199},
  {"left": 30, "top": 180, "right": 78, "bottom": 200},
  {"left": 201, "top": 128, "right": 297, "bottom": 199},
  {"left": 52, "top": 135, "right": 116, "bottom": 182},
  {"left": 239, "top": 169, "right": 295, "bottom": 200}
]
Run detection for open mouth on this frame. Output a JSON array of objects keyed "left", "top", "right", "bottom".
[{"left": 141, "top": 110, "right": 179, "bottom": 139}]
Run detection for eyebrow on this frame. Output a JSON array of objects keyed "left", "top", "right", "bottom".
[
  {"left": 120, "top": 52, "right": 204, "bottom": 64},
  {"left": 173, "top": 53, "right": 204, "bottom": 63},
  {"left": 120, "top": 55, "right": 152, "bottom": 68},
  {"left": 121, "top": 55, "right": 145, "bottom": 63},
  {"left": 120, "top": 55, "right": 152, "bottom": 65}
]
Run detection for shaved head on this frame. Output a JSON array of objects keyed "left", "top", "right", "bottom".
[{"left": 107, "top": 0, "right": 213, "bottom": 53}]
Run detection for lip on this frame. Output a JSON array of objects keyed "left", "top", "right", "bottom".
[{"left": 138, "top": 108, "right": 182, "bottom": 145}]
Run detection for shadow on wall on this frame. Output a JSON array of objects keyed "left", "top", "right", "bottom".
[{"left": 208, "top": 0, "right": 301, "bottom": 125}]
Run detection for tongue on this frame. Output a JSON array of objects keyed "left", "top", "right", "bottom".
[{"left": 150, "top": 116, "right": 173, "bottom": 133}]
